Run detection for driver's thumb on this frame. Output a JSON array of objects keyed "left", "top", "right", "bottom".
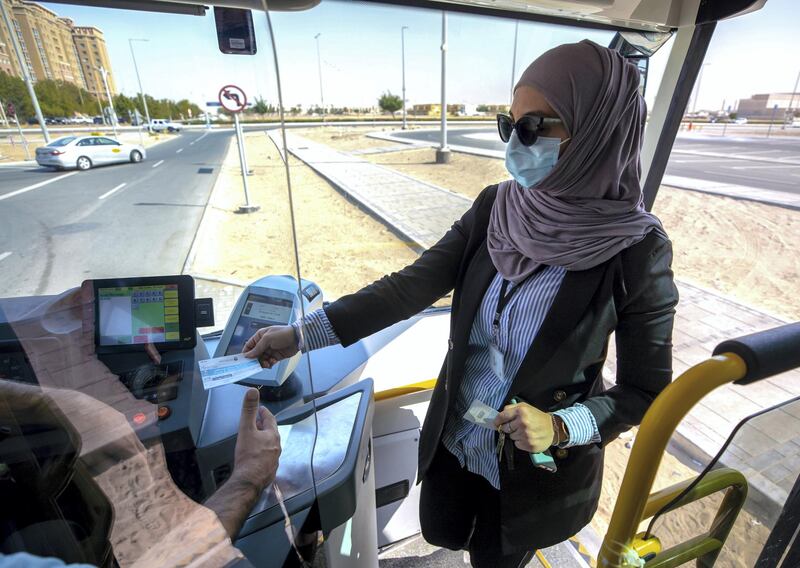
[{"left": 240, "top": 388, "right": 260, "bottom": 431}]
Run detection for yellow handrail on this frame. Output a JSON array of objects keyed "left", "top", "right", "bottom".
[
  {"left": 598, "top": 353, "right": 748, "bottom": 567},
  {"left": 374, "top": 378, "right": 437, "bottom": 401}
]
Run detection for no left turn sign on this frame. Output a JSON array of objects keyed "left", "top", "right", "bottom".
[{"left": 218, "top": 85, "right": 247, "bottom": 113}]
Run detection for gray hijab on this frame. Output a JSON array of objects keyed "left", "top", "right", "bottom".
[{"left": 487, "top": 40, "right": 665, "bottom": 283}]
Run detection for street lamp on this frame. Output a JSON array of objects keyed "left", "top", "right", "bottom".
[
  {"left": 691, "top": 62, "right": 711, "bottom": 113},
  {"left": 129, "top": 38, "right": 152, "bottom": 132},
  {"left": 436, "top": 12, "right": 450, "bottom": 163},
  {"left": 401, "top": 26, "right": 408, "bottom": 129},
  {"left": 97, "top": 66, "right": 117, "bottom": 137},
  {"left": 783, "top": 68, "right": 799, "bottom": 129},
  {"left": 314, "top": 33, "right": 324, "bottom": 116},
  {"left": 510, "top": 20, "right": 519, "bottom": 105}
]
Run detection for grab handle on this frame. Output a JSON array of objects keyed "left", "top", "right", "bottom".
[{"left": 713, "top": 322, "right": 800, "bottom": 385}]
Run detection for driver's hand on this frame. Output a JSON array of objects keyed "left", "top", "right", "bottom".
[
  {"left": 233, "top": 388, "right": 281, "bottom": 490},
  {"left": 242, "top": 325, "right": 299, "bottom": 368}
]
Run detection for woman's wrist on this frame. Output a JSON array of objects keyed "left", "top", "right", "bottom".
[{"left": 550, "top": 413, "right": 569, "bottom": 446}]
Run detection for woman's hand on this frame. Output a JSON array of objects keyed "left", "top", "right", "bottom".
[
  {"left": 242, "top": 325, "right": 299, "bottom": 368},
  {"left": 494, "top": 401, "right": 556, "bottom": 453}
]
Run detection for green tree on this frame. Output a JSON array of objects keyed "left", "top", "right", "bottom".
[
  {"left": 378, "top": 91, "right": 403, "bottom": 118},
  {"left": 0, "top": 71, "right": 33, "bottom": 118},
  {"left": 250, "top": 96, "right": 270, "bottom": 114}
]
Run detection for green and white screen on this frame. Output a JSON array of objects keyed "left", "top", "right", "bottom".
[{"left": 98, "top": 284, "right": 180, "bottom": 346}]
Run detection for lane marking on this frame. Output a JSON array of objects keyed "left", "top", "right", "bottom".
[
  {"left": 176, "top": 148, "right": 183, "bottom": 154},
  {"left": 0, "top": 171, "right": 79, "bottom": 202},
  {"left": 702, "top": 170, "right": 797, "bottom": 186},
  {"left": 0, "top": 252, "right": 11, "bottom": 263},
  {"left": 190, "top": 131, "right": 210, "bottom": 146},
  {"left": 732, "top": 164, "right": 800, "bottom": 170},
  {"left": 98, "top": 182, "right": 127, "bottom": 200},
  {"left": 736, "top": 150, "right": 784, "bottom": 156},
  {"left": 152, "top": 160, "right": 164, "bottom": 168}
]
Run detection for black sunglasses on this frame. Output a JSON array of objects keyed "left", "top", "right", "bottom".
[{"left": 497, "top": 113, "right": 563, "bottom": 146}]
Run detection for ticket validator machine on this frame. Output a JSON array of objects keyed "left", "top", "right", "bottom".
[{"left": 213, "top": 274, "right": 322, "bottom": 387}]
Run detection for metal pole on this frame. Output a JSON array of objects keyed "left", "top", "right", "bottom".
[
  {"left": 767, "top": 103, "right": 778, "bottom": 138},
  {"left": 0, "top": 0, "right": 49, "bottom": 143},
  {"left": 98, "top": 66, "right": 117, "bottom": 137},
  {"left": 0, "top": 98, "right": 7, "bottom": 127},
  {"left": 436, "top": 12, "right": 450, "bottom": 164},
  {"left": 510, "top": 20, "right": 519, "bottom": 105},
  {"left": 401, "top": 26, "right": 408, "bottom": 129},
  {"left": 234, "top": 113, "right": 258, "bottom": 213},
  {"left": 691, "top": 62, "right": 710, "bottom": 113},
  {"left": 129, "top": 38, "right": 152, "bottom": 132},
  {"left": 13, "top": 112, "right": 30, "bottom": 160},
  {"left": 314, "top": 33, "right": 324, "bottom": 119},
  {"left": 238, "top": 116, "right": 251, "bottom": 175},
  {"left": 782, "top": 68, "right": 799, "bottom": 129}
]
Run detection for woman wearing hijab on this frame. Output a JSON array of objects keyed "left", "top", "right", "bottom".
[{"left": 244, "top": 40, "right": 679, "bottom": 567}]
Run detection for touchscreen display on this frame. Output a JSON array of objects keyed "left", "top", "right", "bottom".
[
  {"left": 98, "top": 284, "right": 180, "bottom": 346},
  {"left": 225, "top": 294, "right": 294, "bottom": 356}
]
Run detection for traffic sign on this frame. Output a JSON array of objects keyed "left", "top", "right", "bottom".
[{"left": 218, "top": 84, "right": 247, "bottom": 113}]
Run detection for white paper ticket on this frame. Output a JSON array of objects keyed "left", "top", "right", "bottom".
[
  {"left": 464, "top": 399, "right": 499, "bottom": 430},
  {"left": 198, "top": 354, "right": 262, "bottom": 390}
]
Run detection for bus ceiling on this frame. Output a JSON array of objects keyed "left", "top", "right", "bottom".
[{"left": 43, "top": 0, "right": 768, "bottom": 30}]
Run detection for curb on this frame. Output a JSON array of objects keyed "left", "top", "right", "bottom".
[
  {"left": 662, "top": 175, "right": 800, "bottom": 211},
  {"left": 181, "top": 134, "right": 233, "bottom": 275},
  {"left": 367, "top": 130, "right": 505, "bottom": 160},
  {"left": 671, "top": 148, "right": 800, "bottom": 166}
]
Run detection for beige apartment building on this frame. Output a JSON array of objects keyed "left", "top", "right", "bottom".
[
  {"left": 0, "top": 0, "right": 115, "bottom": 98},
  {"left": 72, "top": 25, "right": 114, "bottom": 97}
]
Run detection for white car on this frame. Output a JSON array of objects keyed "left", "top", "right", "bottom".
[
  {"left": 35, "top": 135, "right": 146, "bottom": 171},
  {"left": 149, "top": 119, "right": 182, "bottom": 132}
]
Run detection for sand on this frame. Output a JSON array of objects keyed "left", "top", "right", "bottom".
[{"left": 187, "top": 130, "right": 419, "bottom": 300}]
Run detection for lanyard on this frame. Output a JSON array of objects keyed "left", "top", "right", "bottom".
[{"left": 491, "top": 277, "right": 527, "bottom": 341}]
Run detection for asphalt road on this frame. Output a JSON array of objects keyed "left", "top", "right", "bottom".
[
  {"left": 392, "top": 128, "right": 800, "bottom": 195},
  {"left": 0, "top": 130, "right": 231, "bottom": 298}
]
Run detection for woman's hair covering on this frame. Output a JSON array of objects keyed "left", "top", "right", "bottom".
[{"left": 487, "top": 40, "right": 666, "bottom": 283}]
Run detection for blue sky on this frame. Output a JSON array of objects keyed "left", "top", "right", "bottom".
[{"left": 43, "top": 0, "right": 798, "bottom": 112}]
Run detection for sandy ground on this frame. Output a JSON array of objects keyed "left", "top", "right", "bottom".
[
  {"left": 187, "top": 130, "right": 779, "bottom": 564},
  {"left": 0, "top": 130, "right": 176, "bottom": 162},
  {"left": 597, "top": 434, "right": 770, "bottom": 567},
  {"left": 187, "top": 131, "right": 419, "bottom": 300}
]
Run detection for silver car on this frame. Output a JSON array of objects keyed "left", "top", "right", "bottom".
[{"left": 35, "top": 135, "right": 146, "bottom": 171}]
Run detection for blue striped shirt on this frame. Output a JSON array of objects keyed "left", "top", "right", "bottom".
[{"left": 293, "top": 268, "right": 601, "bottom": 489}]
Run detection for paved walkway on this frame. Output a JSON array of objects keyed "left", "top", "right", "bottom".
[
  {"left": 281, "top": 132, "right": 800, "bottom": 525},
  {"left": 271, "top": 131, "right": 472, "bottom": 251}
]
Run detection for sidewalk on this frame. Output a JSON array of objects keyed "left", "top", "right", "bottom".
[
  {"left": 270, "top": 131, "right": 473, "bottom": 251},
  {"left": 282, "top": 132, "right": 800, "bottom": 524}
]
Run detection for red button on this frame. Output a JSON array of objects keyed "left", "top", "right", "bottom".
[
  {"left": 132, "top": 412, "right": 147, "bottom": 425},
  {"left": 157, "top": 406, "right": 171, "bottom": 420}
]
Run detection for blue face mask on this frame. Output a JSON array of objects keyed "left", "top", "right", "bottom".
[{"left": 504, "top": 130, "right": 564, "bottom": 188}]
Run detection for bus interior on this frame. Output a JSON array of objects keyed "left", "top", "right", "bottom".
[{"left": 1, "top": 0, "right": 799, "bottom": 567}]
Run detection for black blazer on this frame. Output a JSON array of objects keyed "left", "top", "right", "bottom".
[{"left": 325, "top": 184, "right": 679, "bottom": 551}]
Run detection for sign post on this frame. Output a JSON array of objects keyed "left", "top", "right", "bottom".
[
  {"left": 6, "top": 103, "right": 30, "bottom": 160},
  {"left": 767, "top": 103, "right": 779, "bottom": 139},
  {"left": 218, "top": 84, "right": 258, "bottom": 213}
]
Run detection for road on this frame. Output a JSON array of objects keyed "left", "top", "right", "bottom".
[
  {"left": 0, "top": 130, "right": 231, "bottom": 298},
  {"left": 391, "top": 128, "right": 800, "bottom": 195}
]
